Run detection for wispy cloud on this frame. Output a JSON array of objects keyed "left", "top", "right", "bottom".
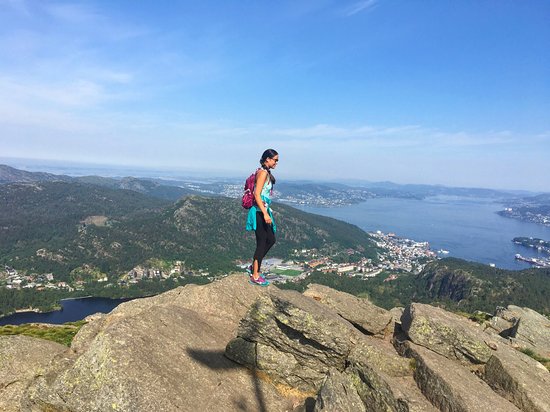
[
  {"left": 42, "top": 2, "right": 149, "bottom": 41},
  {"left": 44, "top": 3, "right": 101, "bottom": 24},
  {"left": 258, "top": 122, "right": 519, "bottom": 149},
  {"left": 342, "top": 0, "right": 378, "bottom": 17},
  {"left": 0, "top": 1, "right": 222, "bottom": 107},
  {"left": 0, "top": 75, "right": 128, "bottom": 108}
]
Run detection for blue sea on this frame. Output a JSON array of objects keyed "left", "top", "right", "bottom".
[{"left": 297, "top": 195, "right": 550, "bottom": 270}]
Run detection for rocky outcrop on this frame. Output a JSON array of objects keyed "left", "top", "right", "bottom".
[
  {"left": 20, "top": 276, "right": 296, "bottom": 412},
  {"left": 402, "top": 342, "right": 520, "bottom": 411},
  {"left": 225, "top": 288, "right": 438, "bottom": 411},
  {"left": 485, "top": 346, "right": 550, "bottom": 412},
  {"left": 0, "top": 335, "right": 66, "bottom": 412},
  {"left": 225, "top": 289, "right": 359, "bottom": 393},
  {"left": 228, "top": 286, "right": 550, "bottom": 411},
  {"left": 399, "top": 303, "right": 550, "bottom": 412},
  {"left": 492, "top": 305, "right": 550, "bottom": 357},
  {"left": 314, "top": 369, "right": 365, "bottom": 412},
  {"left": 2, "top": 275, "right": 548, "bottom": 411},
  {"left": 401, "top": 302, "right": 497, "bottom": 364},
  {"left": 303, "top": 284, "right": 392, "bottom": 336}
]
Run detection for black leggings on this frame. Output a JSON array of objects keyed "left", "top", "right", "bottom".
[{"left": 253, "top": 211, "right": 276, "bottom": 271}]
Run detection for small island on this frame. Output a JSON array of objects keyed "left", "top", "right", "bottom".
[
  {"left": 513, "top": 237, "right": 550, "bottom": 268},
  {"left": 513, "top": 237, "right": 550, "bottom": 254}
]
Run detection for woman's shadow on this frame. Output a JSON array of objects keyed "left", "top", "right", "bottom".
[{"left": 186, "top": 348, "right": 315, "bottom": 412}]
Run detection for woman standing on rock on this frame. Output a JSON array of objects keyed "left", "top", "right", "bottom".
[{"left": 246, "top": 149, "right": 279, "bottom": 286}]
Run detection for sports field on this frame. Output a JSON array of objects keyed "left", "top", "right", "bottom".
[{"left": 270, "top": 268, "right": 303, "bottom": 277}]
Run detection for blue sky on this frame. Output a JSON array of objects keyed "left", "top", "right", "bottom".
[{"left": 0, "top": 1, "right": 549, "bottom": 191}]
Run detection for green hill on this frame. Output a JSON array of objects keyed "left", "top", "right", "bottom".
[
  {"left": 75, "top": 176, "right": 198, "bottom": 200},
  {"left": 0, "top": 164, "right": 199, "bottom": 201},
  {"left": 0, "top": 165, "right": 71, "bottom": 184},
  {"left": 282, "top": 257, "right": 550, "bottom": 315},
  {"left": 0, "top": 181, "right": 169, "bottom": 245},
  {"left": 0, "top": 182, "right": 378, "bottom": 280},
  {"left": 411, "top": 258, "right": 550, "bottom": 314}
]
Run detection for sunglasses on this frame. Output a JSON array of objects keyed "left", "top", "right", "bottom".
[{"left": 271, "top": 158, "right": 279, "bottom": 162}]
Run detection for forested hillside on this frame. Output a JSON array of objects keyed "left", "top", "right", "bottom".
[
  {"left": 282, "top": 258, "right": 550, "bottom": 315},
  {"left": 0, "top": 182, "right": 378, "bottom": 279}
]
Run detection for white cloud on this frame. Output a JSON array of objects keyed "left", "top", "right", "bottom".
[
  {"left": 0, "top": 76, "right": 118, "bottom": 108},
  {"left": 80, "top": 68, "right": 134, "bottom": 84},
  {"left": 342, "top": 0, "right": 378, "bottom": 17},
  {"left": 44, "top": 3, "right": 100, "bottom": 24}
]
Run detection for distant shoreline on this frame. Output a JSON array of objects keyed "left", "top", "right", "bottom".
[
  {"left": 60, "top": 295, "right": 93, "bottom": 301},
  {"left": 14, "top": 308, "right": 41, "bottom": 314}
]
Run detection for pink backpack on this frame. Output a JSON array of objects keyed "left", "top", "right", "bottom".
[{"left": 242, "top": 169, "right": 258, "bottom": 209}]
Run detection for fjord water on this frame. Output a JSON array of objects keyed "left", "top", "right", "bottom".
[{"left": 297, "top": 195, "right": 550, "bottom": 270}]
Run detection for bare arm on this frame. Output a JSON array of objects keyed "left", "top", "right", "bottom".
[{"left": 254, "top": 169, "right": 272, "bottom": 224}]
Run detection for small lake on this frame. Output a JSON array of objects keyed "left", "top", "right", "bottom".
[{"left": 0, "top": 297, "right": 134, "bottom": 326}]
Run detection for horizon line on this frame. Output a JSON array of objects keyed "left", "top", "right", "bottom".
[{"left": 0, "top": 156, "right": 545, "bottom": 195}]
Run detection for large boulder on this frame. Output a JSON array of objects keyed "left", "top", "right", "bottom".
[
  {"left": 485, "top": 345, "right": 550, "bottom": 412},
  {"left": 401, "top": 303, "right": 497, "bottom": 364},
  {"left": 226, "top": 289, "right": 434, "bottom": 412},
  {"left": 493, "top": 305, "right": 550, "bottom": 358},
  {"left": 314, "top": 369, "right": 365, "bottom": 412},
  {"left": 402, "top": 342, "right": 520, "bottom": 412},
  {"left": 225, "top": 288, "right": 358, "bottom": 393},
  {"left": 0, "top": 335, "right": 67, "bottom": 411},
  {"left": 303, "top": 284, "right": 392, "bottom": 336},
  {"left": 22, "top": 275, "right": 296, "bottom": 412},
  {"left": 342, "top": 351, "right": 435, "bottom": 411},
  {"left": 348, "top": 335, "right": 412, "bottom": 378}
]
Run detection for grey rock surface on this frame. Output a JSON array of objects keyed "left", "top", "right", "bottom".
[
  {"left": 22, "top": 275, "right": 296, "bottom": 412},
  {"left": 403, "top": 342, "right": 520, "bottom": 412},
  {"left": 226, "top": 288, "right": 358, "bottom": 393},
  {"left": 314, "top": 369, "right": 365, "bottom": 412},
  {"left": 401, "top": 302, "right": 496, "bottom": 364},
  {"left": 487, "top": 313, "right": 514, "bottom": 335},
  {"left": 226, "top": 288, "right": 432, "bottom": 412},
  {"left": 494, "top": 305, "right": 550, "bottom": 358},
  {"left": 381, "top": 376, "right": 439, "bottom": 412},
  {"left": 348, "top": 335, "right": 412, "bottom": 378},
  {"left": 303, "top": 284, "right": 392, "bottom": 336},
  {"left": 389, "top": 307, "right": 405, "bottom": 325},
  {"left": 346, "top": 340, "right": 434, "bottom": 411},
  {"left": 345, "top": 355, "right": 409, "bottom": 411},
  {"left": 0, "top": 335, "right": 66, "bottom": 412},
  {"left": 6, "top": 276, "right": 548, "bottom": 412},
  {"left": 485, "top": 345, "right": 550, "bottom": 412}
]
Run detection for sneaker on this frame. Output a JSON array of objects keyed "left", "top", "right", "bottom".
[
  {"left": 249, "top": 275, "right": 269, "bottom": 286},
  {"left": 245, "top": 265, "right": 252, "bottom": 275}
]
